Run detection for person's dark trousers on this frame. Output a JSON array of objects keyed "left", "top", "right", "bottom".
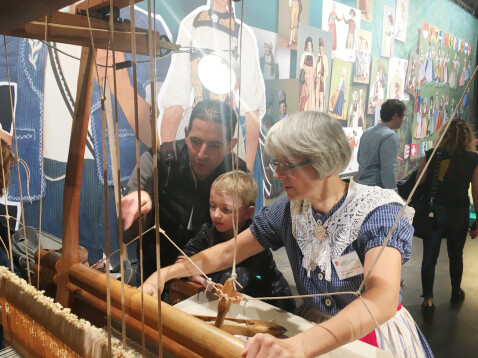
[{"left": 421, "top": 206, "right": 469, "bottom": 299}]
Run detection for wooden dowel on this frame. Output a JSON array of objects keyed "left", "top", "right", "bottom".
[
  {"left": 67, "top": 282, "right": 202, "bottom": 358},
  {"left": 68, "top": 264, "right": 245, "bottom": 358}
]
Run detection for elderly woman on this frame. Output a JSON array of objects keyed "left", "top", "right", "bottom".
[{"left": 143, "top": 111, "right": 433, "bottom": 357}]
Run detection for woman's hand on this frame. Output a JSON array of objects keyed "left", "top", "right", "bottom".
[{"left": 242, "top": 334, "right": 306, "bottom": 358}]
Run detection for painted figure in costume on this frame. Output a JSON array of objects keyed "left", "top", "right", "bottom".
[
  {"left": 432, "top": 99, "right": 439, "bottom": 131},
  {"left": 343, "top": 9, "right": 357, "bottom": 55},
  {"left": 299, "top": 69, "right": 308, "bottom": 112},
  {"left": 442, "top": 96, "right": 449, "bottom": 127},
  {"left": 448, "top": 53, "right": 458, "bottom": 89},
  {"left": 414, "top": 89, "right": 422, "bottom": 139},
  {"left": 459, "top": 56, "right": 466, "bottom": 86},
  {"left": 328, "top": 3, "right": 342, "bottom": 51},
  {"left": 442, "top": 52, "right": 449, "bottom": 85},
  {"left": 368, "top": 68, "right": 385, "bottom": 114},
  {"left": 315, "top": 37, "right": 329, "bottom": 112},
  {"left": 348, "top": 91, "right": 359, "bottom": 127},
  {"left": 434, "top": 48, "right": 442, "bottom": 84},
  {"left": 427, "top": 96, "right": 434, "bottom": 135},
  {"left": 434, "top": 97, "right": 443, "bottom": 131},
  {"left": 359, "top": 0, "right": 369, "bottom": 19},
  {"left": 358, "top": 88, "right": 366, "bottom": 130},
  {"left": 260, "top": 42, "right": 279, "bottom": 80},
  {"left": 383, "top": 14, "right": 394, "bottom": 57},
  {"left": 278, "top": 90, "right": 288, "bottom": 120},
  {"left": 355, "top": 37, "right": 369, "bottom": 81},
  {"left": 417, "top": 46, "right": 426, "bottom": 85},
  {"left": 406, "top": 60, "right": 416, "bottom": 94},
  {"left": 362, "top": 41, "right": 370, "bottom": 80},
  {"left": 159, "top": 0, "right": 265, "bottom": 175},
  {"left": 289, "top": 0, "right": 301, "bottom": 47},
  {"left": 464, "top": 58, "right": 471, "bottom": 83},
  {"left": 424, "top": 44, "right": 434, "bottom": 84},
  {"left": 419, "top": 97, "right": 428, "bottom": 139},
  {"left": 395, "top": 2, "right": 407, "bottom": 41},
  {"left": 393, "top": 82, "right": 400, "bottom": 100},
  {"left": 299, "top": 37, "right": 316, "bottom": 111},
  {"left": 439, "top": 49, "right": 445, "bottom": 84},
  {"left": 329, "top": 67, "right": 347, "bottom": 120}
]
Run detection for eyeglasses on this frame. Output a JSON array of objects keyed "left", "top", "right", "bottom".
[{"left": 269, "top": 159, "right": 310, "bottom": 174}]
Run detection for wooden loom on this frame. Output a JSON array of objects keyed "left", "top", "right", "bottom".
[{"left": 0, "top": 1, "right": 256, "bottom": 356}]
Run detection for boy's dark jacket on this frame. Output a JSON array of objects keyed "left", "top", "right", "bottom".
[{"left": 181, "top": 220, "right": 296, "bottom": 313}]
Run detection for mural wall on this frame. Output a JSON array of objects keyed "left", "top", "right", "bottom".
[{"left": 0, "top": 0, "right": 477, "bottom": 264}]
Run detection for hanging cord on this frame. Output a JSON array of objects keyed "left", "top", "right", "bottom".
[
  {"left": 84, "top": 0, "right": 115, "bottom": 352},
  {"left": 37, "top": 15, "right": 48, "bottom": 290},
  {"left": 127, "top": 1, "right": 146, "bottom": 355},
  {"left": 108, "top": 0, "right": 127, "bottom": 353},
  {"left": 146, "top": 0, "right": 163, "bottom": 356},
  {"left": 3, "top": 35, "right": 31, "bottom": 284}
]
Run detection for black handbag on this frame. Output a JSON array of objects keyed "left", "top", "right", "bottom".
[{"left": 410, "top": 149, "right": 442, "bottom": 239}]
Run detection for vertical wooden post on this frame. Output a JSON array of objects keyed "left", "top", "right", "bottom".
[{"left": 56, "top": 46, "right": 95, "bottom": 307}]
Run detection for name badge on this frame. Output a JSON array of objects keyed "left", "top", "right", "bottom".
[{"left": 333, "top": 251, "right": 364, "bottom": 280}]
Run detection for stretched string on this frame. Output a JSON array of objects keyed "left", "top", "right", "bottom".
[
  {"left": 128, "top": 1, "right": 146, "bottom": 355},
  {"left": 146, "top": 0, "right": 163, "bottom": 356},
  {"left": 3, "top": 35, "right": 31, "bottom": 284},
  {"left": 228, "top": 0, "right": 239, "bottom": 290},
  {"left": 37, "top": 15, "right": 49, "bottom": 290},
  {"left": 84, "top": 1, "right": 115, "bottom": 352},
  {"left": 108, "top": 0, "right": 127, "bottom": 353}
]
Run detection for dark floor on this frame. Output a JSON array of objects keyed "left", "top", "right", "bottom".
[{"left": 401, "top": 236, "right": 478, "bottom": 358}]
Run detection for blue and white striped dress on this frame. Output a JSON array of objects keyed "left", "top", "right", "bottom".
[{"left": 250, "top": 184, "right": 433, "bottom": 358}]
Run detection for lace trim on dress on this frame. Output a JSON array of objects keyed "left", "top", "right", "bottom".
[{"left": 291, "top": 180, "right": 414, "bottom": 281}]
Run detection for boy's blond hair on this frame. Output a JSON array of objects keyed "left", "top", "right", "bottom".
[{"left": 211, "top": 171, "right": 258, "bottom": 207}]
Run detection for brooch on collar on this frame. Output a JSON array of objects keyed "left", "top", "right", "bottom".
[{"left": 314, "top": 219, "right": 327, "bottom": 240}]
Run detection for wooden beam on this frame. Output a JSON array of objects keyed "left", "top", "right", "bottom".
[
  {"left": 56, "top": 46, "right": 96, "bottom": 308},
  {"left": 74, "top": 0, "right": 142, "bottom": 12},
  {"left": 68, "top": 264, "right": 246, "bottom": 358},
  {"left": 7, "top": 12, "right": 180, "bottom": 56},
  {"left": 0, "top": 0, "right": 77, "bottom": 34}
]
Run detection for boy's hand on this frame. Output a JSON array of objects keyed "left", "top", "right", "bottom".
[
  {"left": 139, "top": 271, "right": 164, "bottom": 298},
  {"left": 189, "top": 274, "right": 208, "bottom": 287}
]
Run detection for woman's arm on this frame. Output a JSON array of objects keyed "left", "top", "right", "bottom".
[
  {"left": 141, "top": 228, "right": 265, "bottom": 297},
  {"left": 243, "top": 246, "right": 401, "bottom": 358},
  {"left": 416, "top": 157, "right": 427, "bottom": 185},
  {"left": 470, "top": 165, "right": 478, "bottom": 238}
]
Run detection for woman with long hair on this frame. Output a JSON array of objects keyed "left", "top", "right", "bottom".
[{"left": 417, "top": 119, "right": 478, "bottom": 314}]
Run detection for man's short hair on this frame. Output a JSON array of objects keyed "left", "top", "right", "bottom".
[
  {"left": 189, "top": 100, "right": 237, "bottom": 142},
  {"left": 380, "top": 99, "right": 406, "bottom": 122},
  {"left": 211, "top": 170, "right": 258, "bottom": 207}
]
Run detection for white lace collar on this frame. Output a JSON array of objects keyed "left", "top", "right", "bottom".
[{"left": 291, "top": 180, "right": 414, "bottom": 281}]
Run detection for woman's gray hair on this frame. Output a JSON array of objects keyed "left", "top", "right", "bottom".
[{"left": 265, "top": 111, "right": 351, "bottom": 179}]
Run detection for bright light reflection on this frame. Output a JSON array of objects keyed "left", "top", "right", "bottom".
[{"left": 197, "top": 54, "right": 236, "bottom": 95}]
